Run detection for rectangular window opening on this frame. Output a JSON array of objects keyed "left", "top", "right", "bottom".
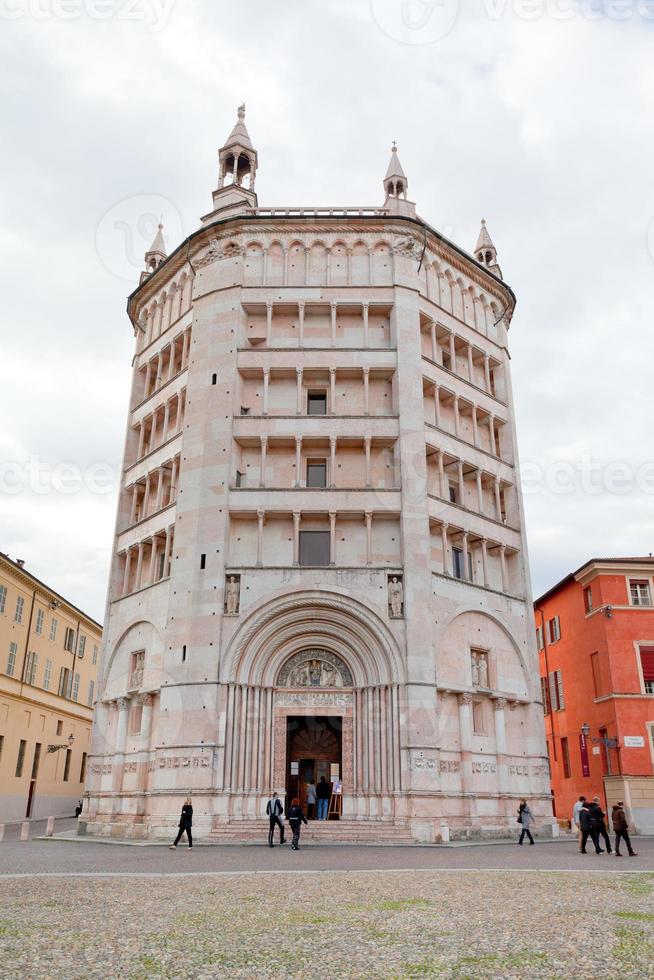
[{"left": 307, "top": 390, "right": 327, "bottom": 416}]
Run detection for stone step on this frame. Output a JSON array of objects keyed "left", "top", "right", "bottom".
[{"left": 207, "top": 819, "right": 416, "bottom": 844}]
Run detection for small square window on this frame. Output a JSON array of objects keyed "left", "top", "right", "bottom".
[{"left": 307, "top": 390, "right": 327, "bottom": 416}]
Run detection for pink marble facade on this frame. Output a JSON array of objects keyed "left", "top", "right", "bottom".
[{"left": 84, "top": 110, "right": 555, "bottom": 842}]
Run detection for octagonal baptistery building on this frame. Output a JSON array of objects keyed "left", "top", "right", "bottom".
[{"left": 85, "top": 106, "right": 554, "bottom": 843}]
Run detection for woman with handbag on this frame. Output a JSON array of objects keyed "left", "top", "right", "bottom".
[{"left": 517, "top": 799, "right": 535, "bottom": 845}]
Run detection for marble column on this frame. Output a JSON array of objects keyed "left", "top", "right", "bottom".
[
  {"left": 293, "top": 511, "right": 301, "bottom": 566},
  {"left": 256, "top": 510, "right": 265, "bottom": 566},
  {"left": 262, "top": 369, "right": 270, "bottom": 415}
]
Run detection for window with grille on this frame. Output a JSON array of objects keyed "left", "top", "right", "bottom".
[
  {"left": 639, "top": 646, "right": 654, "bottom": 694},
  {"left": 630, "top": 580, "right": 651, "bottom": 606}
]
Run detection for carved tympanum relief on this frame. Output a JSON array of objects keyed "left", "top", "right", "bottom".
[{"left": 276, "top": 649, "right": 353, "bottom": 688}]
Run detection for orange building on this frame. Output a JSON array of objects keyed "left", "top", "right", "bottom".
[{"left": 535, "top": 558, "right": 654, "bottom": 834}]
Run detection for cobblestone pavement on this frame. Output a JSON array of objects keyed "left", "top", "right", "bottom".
[{"left": 1, "top": 866, "right": 653, "bottom": 978}]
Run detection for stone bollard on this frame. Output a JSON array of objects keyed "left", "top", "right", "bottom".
[
  {"left": 0, "top": 823, "right": 4, "bottom": 843},
  {"left": 20, "top": 821, "right": 29, "bottom": 841},
  {"left": 440, "top": 821, "right": 450, "bottom": 844},
  {"left": 45, "top": 816, "right": 55, "bottom": 837}
]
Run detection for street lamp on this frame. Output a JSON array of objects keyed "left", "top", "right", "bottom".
[
  {"left": 581, "top": 723, "right": 618, "bottom": 749},
  {"left": 47, "top": 733, "right": 75, "bottom": 754}
]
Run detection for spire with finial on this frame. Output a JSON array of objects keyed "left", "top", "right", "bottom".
[
  {"left": 217, "top": 103, "right": 258, "bottom": 190},
  {"left": 143, "top": 221, "right": 167, "bottom": 276},
  {"left": 474, "top": 218, "right": 502, "bottom": 279},
  {"left": 203, "top": 104, "right": 260, "bottom": 224},
  {"left": 383, "top": 141, "right": 408, "bottom": 200}
]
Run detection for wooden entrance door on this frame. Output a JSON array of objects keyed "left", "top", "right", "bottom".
[{"left": 286, "top": 717, "right": 341, "bottom": 815}]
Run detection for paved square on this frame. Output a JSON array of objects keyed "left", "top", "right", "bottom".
[{"left": 1, "top": 838, "right": 652, "bottom": 977}]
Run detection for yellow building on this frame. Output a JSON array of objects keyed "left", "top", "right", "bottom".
[{"left": 0, "top": 553, "right": 102, "bottom": 822}]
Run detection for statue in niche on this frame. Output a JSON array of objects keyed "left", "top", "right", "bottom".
[
  {"left": 472, "top": 652, "right": 489, "bottom": 689},
  {"left": 388, "top": 576, "right": 404, "bottom": 618},
  {"left": 225, "top": 576, "right": 240, "bottom": 615}
]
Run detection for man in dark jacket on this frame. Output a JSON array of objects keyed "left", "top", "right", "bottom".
[
  {"left": 287, "top": 797, "right": 308, "bottom": 850},
  {"left": 266, "top": 792, "right": 285, "bottom": 847},
  {"left": 587, "top": 796, "right": 611, "bottom": 854},
  {"left": 316, "top": 776, "right": 331, "bottom": 821},
  {"left": 579, "top": 802, "right": 594, "bottom": 854},
  {"left": 612, "top": 801, "right": 638, "bottom": 857}
]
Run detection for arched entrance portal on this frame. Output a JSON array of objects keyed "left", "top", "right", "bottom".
[
  {"left": 219, "top": 590, "right": 406, "bottom": 822},
  {"left": 275, "top": 649, "right": 351, "bottom": 819}
]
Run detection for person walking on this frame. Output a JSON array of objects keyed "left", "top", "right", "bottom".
[
  {"left": 169, "top": 797, "right": 193, "bottom": 849},
  {"left": 612, "top": 801, "right": 638, "bottom": 857},
  {"left": 572, "top": 795, "right": 586, "bottom": 851},
  {"left": 316, "top": 776, "right": 330, "bottom": 821},
  {"left": 306, "top": 780, "right": 317, "bottom": 820},
  {"left": 266, "top": 791, "right": 285, "bottom": 847},
  {"left": 287, "top": 797, "right": 308, "bottom": 850},
  {"left": 517, "top": 799, "right": 535, "bottom": 845},
  {"left": 579, "top": 800, "right": 594, "bottom": 854},
  {"left": 588, "top": 796, "right": 612, "bottom": 854}
]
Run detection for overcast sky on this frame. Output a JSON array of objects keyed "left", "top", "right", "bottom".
[{"left": 1, "top": 0, "right": 653, "bottom": 623}]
